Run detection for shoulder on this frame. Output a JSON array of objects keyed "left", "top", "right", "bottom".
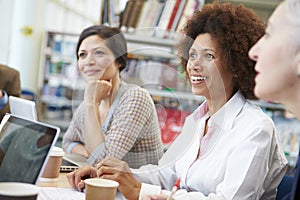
[
  {"left": 121, "top": 84, "right": 152, "bottom": 102},
  {"left": 0, "top": 65, "right": 19, "bottom": 76},
  {"left": 237, "top": 101, "right": 275, "bottom": 135}
]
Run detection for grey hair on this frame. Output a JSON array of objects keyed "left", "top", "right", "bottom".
[
  {"left": 285, "top": 0, "right": 300, "bottom": 26},
  {"left": 284, "top": 0, "right": 300, "bottom": 52}
]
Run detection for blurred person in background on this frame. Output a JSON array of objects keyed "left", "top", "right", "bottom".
[
  {"left": 249, "top": 0, "right": 300, "bottom": 199},
  {"left": 0, "top": 64, "right": 21, "bottom": 121}
]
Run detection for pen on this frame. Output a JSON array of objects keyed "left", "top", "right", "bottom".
[{"left": 167, "top": 177, "right": 181, "bottom": 200}]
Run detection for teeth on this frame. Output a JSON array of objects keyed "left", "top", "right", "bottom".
[{"left": 191, "top": 76, "right": 206, "bottom": 81}]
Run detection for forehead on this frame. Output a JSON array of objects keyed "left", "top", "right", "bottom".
[
  {"left": 269, "top": 2, "right": 297, "bottom": 32},
  {"left": 269, "top": 2, "right": 300, "bottom": 45},
  {"left": 192, "top": 33, "right": 218, "bottom": 50},
  {"left": 79, "top": 35, "right": 107, "bottom": 50}
]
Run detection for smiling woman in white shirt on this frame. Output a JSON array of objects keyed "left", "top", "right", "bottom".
[{"left": 66, "top": 2, "right": 288, "bottom": 200}]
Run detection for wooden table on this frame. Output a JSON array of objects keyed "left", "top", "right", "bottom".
[
  {"left": 37, "top": 172, "right": 70, "bottom": 188},
  {"left": 38, "top": 173, "right": 124, "bottom": 199}
]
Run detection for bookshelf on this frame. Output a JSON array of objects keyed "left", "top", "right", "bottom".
[
  {"left": 118, "top": 0, "right": 205, "bottom": 38},
  {"left": 38, "top": 31, "right": 83, "bottom": 131}
]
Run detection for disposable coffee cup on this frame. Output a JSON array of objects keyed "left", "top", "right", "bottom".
[
  {"left": 0, "top": 182, "right": 39, "bottom": 200},
  {"left": 84, "top": 178, "right": 119, "bottom": 200},
  {"left": 39, "top": 146, "right": 64, "bottom": 183}
]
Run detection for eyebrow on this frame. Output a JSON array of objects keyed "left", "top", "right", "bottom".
[
  {"left": 79, "top": 45, "right": 106, "bottom": 52},
  {"left": 190, "top": 47, "right": 216, "bottom": 53}
]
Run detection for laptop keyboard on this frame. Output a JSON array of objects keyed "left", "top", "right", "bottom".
[{"left": 61, "top": 159, "right": 78, "bottom": 167}]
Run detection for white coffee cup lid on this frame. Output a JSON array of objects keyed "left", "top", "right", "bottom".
[
  {"left": 50, "top": 146, "right": 65, "bottom": 157},
  {"left": 0, "top": 182, "right": 39, "bottom": 196},
  {"left": 84, "top": 178, "right": 119, "bottom": 188}
]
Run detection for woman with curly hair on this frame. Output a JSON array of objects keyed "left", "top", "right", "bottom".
[{"left": 67, "top": 3, "right": 287, "bottom": 200}]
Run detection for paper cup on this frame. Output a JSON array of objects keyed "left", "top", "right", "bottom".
[
  {"left": 40, "top": 146, "right": 64, "bottom": 183},
  {"left": 0, "top": 182, "right": 39, "bottom": 200},
  {"left": 84, "top": 178, "right": 119, "bottom": 200}
]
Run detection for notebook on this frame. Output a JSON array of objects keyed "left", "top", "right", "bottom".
[
  {"left": 0, "top": 114, "right": 60, "bottom": 184},
  {"left": 60, "top": 153, "right": 89, "bottom": 172},
  {"left": 9, "top": 96, "right": 38, "bottom": 121}
]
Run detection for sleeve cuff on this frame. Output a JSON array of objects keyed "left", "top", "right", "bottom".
[
  {"left": 0, "top": 90, "right": 8, "bottom": 109},
  {"left": 139, "top": 183, "right": 161, "bottom": 200},
  {"left": 65, "top": 142, "right": 81, "bottom": 154},
  {"left": 87, "top": 143, "right": 105, "bottom": 166}
]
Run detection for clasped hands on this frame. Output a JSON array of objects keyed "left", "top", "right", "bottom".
[
  {"left": 66, "top": 157, "right": 169, "bottom": 200},
  {"left": 66, "top": 157, "right": 142, "bottom": 200}
]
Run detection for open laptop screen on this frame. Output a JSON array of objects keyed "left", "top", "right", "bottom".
[{"left": 0, "top": 114, "right": 60, "bottom": 184}]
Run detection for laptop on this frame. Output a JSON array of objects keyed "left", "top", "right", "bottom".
[
  {"left": 60, "top": 153, "right": 89, "bottom": 172},
  {"left": 0, "top": 114, "right": 60, "bottom": 184},
  {"left": 9, "top": 96, "right": 38, "bottom": 121}
]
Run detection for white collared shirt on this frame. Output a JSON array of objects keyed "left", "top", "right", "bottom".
[{"left": 135, "top": 91, "right": 288, "bottom": 200}]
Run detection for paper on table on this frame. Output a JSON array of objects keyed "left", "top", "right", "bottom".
[
  {"left": 38, "top": 187, "right": 126, "bottom": 200},
  {"left": 38, "top": 187, "right": 85, "bottom": 200}
]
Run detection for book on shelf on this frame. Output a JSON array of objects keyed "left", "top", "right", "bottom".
[
  {"left": 119, "top": 0, "right": 136, "bottom": 31},
  {"left": 165, "top": 0, "right": 181, "bottom": 32},
  {"left": 169, "top": 0, "right": 187, "bottom": 36},
  {"left": 99, "top": 0, "right": 119, "bottom": 26},
  {"left": 164, "top": 0, "right": 186, "bottom": 38},
  {"left": 127, "top": 0, "right": 146, "bottom": 33},
  {"left": 155, "top": 0, "right": 177, "bottom": 38},
  {"left": 118, "top": 0, "right": 206, "bottom": 37},
  {"left": 100, "top": 0, "right": 109, "bottom": 25},
  {"left": 176, "top": 0, "right": 205, "bottom": 32},
  {"left": 135, "top": 0, "right": 157, "bottom": 35}
]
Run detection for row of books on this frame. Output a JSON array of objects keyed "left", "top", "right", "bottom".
[
  {"left": 121, "top": 58, "right": 190, "bottom": 92},
  {"left": 119, "top": 0, "right": 205, "bottom": 38}
]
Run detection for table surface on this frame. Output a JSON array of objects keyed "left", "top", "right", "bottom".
[
  {"left": 37, "top": 172, "right": 70, "bottom": 188},
  {"left": 37, "top": 172, "right": 125, "bottom": 199}
]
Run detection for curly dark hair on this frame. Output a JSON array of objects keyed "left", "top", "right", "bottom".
[{"left": 176, "top": 2, "right": 265, "bottom": 99}]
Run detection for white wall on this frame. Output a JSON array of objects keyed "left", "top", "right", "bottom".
[
  {"left": 0, "top": 0, "right": 13, "bottom": 64},
  {"left": 0, "top": 0, "right": 103, "bottom": 93}
]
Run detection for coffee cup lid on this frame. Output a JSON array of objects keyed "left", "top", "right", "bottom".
[
  {"left": 0, "top": 182, "right": 39, "bottom": 196},
  {"left": 84, "top": 178, "right": 119, "bottom": 188},
  {"left": 50, "top": 146, "right": 65, "bottom": 156}
]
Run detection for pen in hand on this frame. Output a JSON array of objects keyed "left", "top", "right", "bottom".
[{"left": 167, "top": 178, "right": 181, "bottom": 200}]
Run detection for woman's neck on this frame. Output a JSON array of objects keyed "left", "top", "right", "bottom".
[
  {"left": 102, "top": 77, "right": 121, "bottom": 107},
  {"left": 205, "top": 90, "right": 234, "bottom": 116}
]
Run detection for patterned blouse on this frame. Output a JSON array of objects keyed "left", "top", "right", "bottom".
[{"left": 62, "top": 82, "right": 164, "bottom": 168}]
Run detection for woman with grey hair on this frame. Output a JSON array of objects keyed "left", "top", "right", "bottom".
[{"left": 249, "top": 0, "right": 300, "bottom": 199}]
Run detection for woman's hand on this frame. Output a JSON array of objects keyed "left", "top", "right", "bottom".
[
  {"left": 84, "top": 79, "right": 112, "bottom": 104},
  {"left": 97, "top": 157, "right": 142, "bottom": 200},
  {"left": 66, "top": 166, "right": 97, "bottom": 191}
]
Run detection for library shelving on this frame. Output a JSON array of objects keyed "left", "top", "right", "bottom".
[{"left": 37, "top": 31, "right": 82, "bottom": 131}]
